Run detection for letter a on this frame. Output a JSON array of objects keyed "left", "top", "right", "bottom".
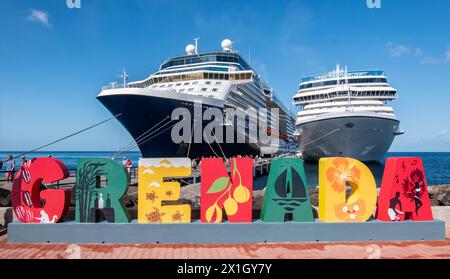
[
  {"left": 376, "top": 157, "right": 433, "bottom": 222},
  {"left": 261, "top": 158, "right": 314, "bottom": 222}
]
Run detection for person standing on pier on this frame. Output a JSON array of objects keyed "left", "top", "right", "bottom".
[
  {"left": 5, "top": 155, "right": 15, "bottom": 183},
  {"left": 0, "top": 160, "right": 3, "bottom": 171},
  {"left": 125, "top": 158, "right": 132, "bottom": 174}
]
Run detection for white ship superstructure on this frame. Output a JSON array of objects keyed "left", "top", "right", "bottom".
[{"left": 292, "top": 66, "right": 403, "bottom": 162}]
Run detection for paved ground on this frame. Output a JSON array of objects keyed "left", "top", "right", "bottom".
[{"left": 0, "top": 230, "right": 449, "bottom": 259}]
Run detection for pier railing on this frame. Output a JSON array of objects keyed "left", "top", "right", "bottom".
[
  {"left": 0, "top": 158, "right": 274, "bottom": 190},
  {"left": 0, "top": 167, "right": 138, "bottom": 189}
]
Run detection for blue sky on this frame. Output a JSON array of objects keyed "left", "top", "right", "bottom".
[{"left": 0, "top": 0, "right": 449, "bottom": 152}]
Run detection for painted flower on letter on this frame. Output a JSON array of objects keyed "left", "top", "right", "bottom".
[
  {"left": 326, "top": 158, "right": 361, "bottom": 193},
  {"left": 334, "top": 200, "right": 366, "bottom": 222}
]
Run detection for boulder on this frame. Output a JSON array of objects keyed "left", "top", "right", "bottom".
[
  {"left": 0, "top": 188, "right": 11, "bottom": 207},
  {"left": 429, "top": 185, "right": 450, "bottom": 206}
]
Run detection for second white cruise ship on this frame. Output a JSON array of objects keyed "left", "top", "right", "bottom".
[{"left": 292, "top": 66, "right": 404, "bottom": 162}]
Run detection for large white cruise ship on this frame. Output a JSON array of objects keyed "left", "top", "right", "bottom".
[
  {"left": 292, "top": 66, "right": 404, "bottom": 162},
  {"left": 97, "top": 39, "right": 297, "bottom": 159}
]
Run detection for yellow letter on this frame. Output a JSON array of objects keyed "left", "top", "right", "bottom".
[
  {"left": 319, "top": 158, "right": 377, "bottom": 222},
  {"left": 138, "top": 158, "right": 191, "bottom": 223}
]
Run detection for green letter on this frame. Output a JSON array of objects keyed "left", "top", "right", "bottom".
[
  {"left": 261, "top": 158, "right": 314, "bottom": 222},
  {"left": 75, "top": 158, "right": 131, "bottom": 223}
]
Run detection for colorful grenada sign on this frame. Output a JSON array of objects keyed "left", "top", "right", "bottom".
[{"left": 11, "top": 157, "right": 434, "bottom": 224}]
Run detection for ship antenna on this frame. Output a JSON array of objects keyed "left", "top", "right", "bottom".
[
  {"left": 194, "top": 37, "right": 200, "bottom": 54},
  {"left": 120, "top": 69, "right": 128, "bottom": 88}
]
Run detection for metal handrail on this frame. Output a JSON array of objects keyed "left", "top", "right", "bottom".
[{"left": 0, "top": 167, "right": 139, "bottom": 186}]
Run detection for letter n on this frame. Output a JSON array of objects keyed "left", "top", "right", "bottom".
[
  {"left": 319, "top": 158, "right": 377, "bottom": 222},
  {"left": 261, "top": 158, "right": 314, "bottom": 222},
  {"left": 201, "top": 158, "right": 253, "bottom": 223},
  {"left": 376, "top": 158, "right": 433, "bottom": 221},
  {"left": 75, "top": 158, "right": 131, "bottom": 223}
]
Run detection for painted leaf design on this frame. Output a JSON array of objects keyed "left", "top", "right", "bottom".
[{"left": 207, "top": 177, "right": 230, "bottom": 194}]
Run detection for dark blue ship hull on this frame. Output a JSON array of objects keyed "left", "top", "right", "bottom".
[{"left": 97, "top": 94, "right": 261, "bottom": 159}]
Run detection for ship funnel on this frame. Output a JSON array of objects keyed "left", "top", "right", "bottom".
[
  {"left": 221, "top": 39, "right": 233, "bottom": 52},
  {"left": 186, "top": 44, "right": 196, "bottom": 55}
]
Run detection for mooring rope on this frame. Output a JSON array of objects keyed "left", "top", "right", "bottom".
[
  {"left": 14, "top": 113, "right": 122, "bottom": 160},
  {"left": 301, "top": 128, "right": 340, "bottom": 148},
  {"left": 203, "top": 130, "right": 222, "bottom": 158},
  {"left": 111, "top": 116, "right": 170, "bottom": 158}
]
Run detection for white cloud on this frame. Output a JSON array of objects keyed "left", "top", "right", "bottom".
[
  {"left": 421, "top": 47, "right": 450, "bottom": 65},
  {"left": 27, "top": 10, "right": 51, "bottom": 28},
  {"left": 385, "top": 42, "right": 411, "bottom": 57},
  {"left": 436, "top": 129, "right": 449, "bottom": 138},
  {"left": 386, "top": 42, "right": 450, "bottom": 65},
  {"left": 421, "top": 56, "right": 442, "bottom": 65}
]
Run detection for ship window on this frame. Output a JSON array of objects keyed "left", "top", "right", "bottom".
[
  {"left": 184, "top": 82, "right": 189, "bottom": 85},
  {"left": 214, "top": 73, "right": 219, "bottom": 79},
  {"left": 160, "top": 85, "right": 166, "bottom": 88},
  {"left": 206, "top": 81, "right": 211, "bottom": 85},
  {"left": 176, "top": 83, "right": 182, "bottom": 86},
  {"left": 212, "top": 88, "right": 219, "bottom": 92},
  {"left": 168, "top": 84, "right": 173, "bottom": 88},
  {"left": 201, "top": 88, "right": 207, "bottom": 92},
  {"left": 216, "top": 81, "right": 222, "bottom": 85},
  {"left": 188, "top": 88, "right": 194, "bottom": 92},
  {"left": 193, "top": 81, "right": 199, "bottom": 85},
  {"left": 219, "top": 74, "right": 224, "bottom": 80},
  {"left": 179, "top": 89, "right": 185, "bottom": 92}
]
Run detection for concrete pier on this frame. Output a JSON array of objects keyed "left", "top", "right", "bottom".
[{"left": 7, "top": 219, "right": 446, "bottom": 244}]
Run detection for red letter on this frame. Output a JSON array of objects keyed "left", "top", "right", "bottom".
[
  {"left": 201, "top": 158, "right": 253, "bottom": 223},
  {"left": 376, "top": 158, "right": 433, "bottom": 222},
  {"left": 12, "top": 158, "right": 71, "bottom": 223}
]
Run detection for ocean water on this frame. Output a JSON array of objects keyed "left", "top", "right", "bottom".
[{"left": 0, "top": 151, "right": 449, "bottom": 187}]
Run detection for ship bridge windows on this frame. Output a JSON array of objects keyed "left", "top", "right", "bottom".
[
  {"left": 299, "top": 77, "right": 388, "bottom": 90},
  {"left": 133, "top": 71, "right": 252, "bottom": 88},
  {"left": 300, "top": 80, "right": 337, "bottom": 90},
  {"left": 160, "top": 53, "right": 252, "bottom": 71},
  {"left": 347, "top": 78, "right": 387, "bottom": 84}
]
